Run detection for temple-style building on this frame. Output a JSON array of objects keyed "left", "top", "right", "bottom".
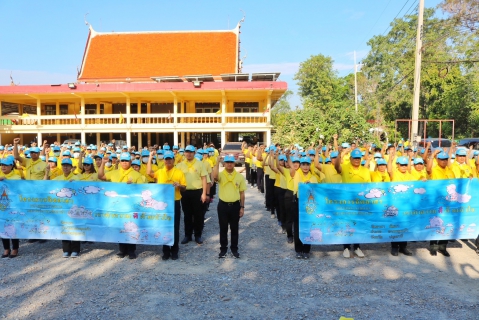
[{"left": 0, "top": 24, "right": 287, "bottom": 147}]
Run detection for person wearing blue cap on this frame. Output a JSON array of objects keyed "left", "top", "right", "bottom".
[
  {"left": 411, "top": 157, "right": 428, "bottom": 181},
  {"left": 263, "top": 147, "right": 276, "bottom": 216},
  {"left": 371, "top": 158, "right": 390, "bottom": 182},
  {"left": 176, "top": 145, "right": 208, "bottom": 245},
  {"left": 242, "top": 142, "right": 252, "bottom": 186},
  {"left": 78, "top": 155, "right": 98, "bottom": 181},
  {"left": 246, "top": 145, "right": 257, "bottom": 188},
  {"left": 0, "top": 156, "right": 21, "bottom": 258},
  {"left": 212, "top": 154, "right": 247, "bottom": 258},
  {"left": 173, "top": 145, "right": 184, "bottom": 165},
  {"left": 253, "top": 144, "right": 266, "bottom": 193},
  {"left": 451, "top": 148, "right": 476, "bottom": 178},
  {"left": 335, "top": 147, "right": 370, "bottom": 258},
  {"left": 147, "top": 150, "right": 186, "bottom": 260},
  {"left": 138, "top": 149, "right": 156, "bottom": 183},
  {"left": 98, "top": 152, "right": 144, "bottom": 259}
]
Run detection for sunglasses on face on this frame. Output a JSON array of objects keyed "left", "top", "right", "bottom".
[
  {"left": 120, "top": 160, "right": 130, "bottom": 163},
  {"left": 399, "top": 164, "right": 408, "bottom": 167}
]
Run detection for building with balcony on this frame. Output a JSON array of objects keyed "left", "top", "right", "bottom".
[{"left": 0, "top": 24, "right": 287, "bottom": 148}]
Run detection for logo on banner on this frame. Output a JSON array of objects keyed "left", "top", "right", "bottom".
[{"left": 0, "top": 185, "right": 11, "bottom": 211}]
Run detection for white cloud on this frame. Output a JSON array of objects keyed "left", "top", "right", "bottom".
[
  {"left": 82, "top": 186, "right": 100, "bottom": 194},
  {"left": 393, "top": 184, "right": 410, "bottom": 193},
  {"left": 57, "top": 188, "right": 73, "bottom": 198},
  {"left": 414, "top": 188, "right": 426, "bottom": 195},
  {"left": 365, "top": 188, "right": 383, "bottom": 199},
  {"left": 0, "top": 69, "right": 75, "bottom": 86},
  {"left": 105, "top": 191, "right": 119, "bottom": 198}
]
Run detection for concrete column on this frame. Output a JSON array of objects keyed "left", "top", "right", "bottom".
[
  {"left": 126, "top": 131, "right": 131, "bottom": 147},
  {"left": 109, "top": 133, "right": 113, "bottom": 142},
  {"left": 96, "top": 102, "right": 100, "bottom": 115},
  {"left": 266, "top": 91, "right": 272, "bottom": 125},
  {"left": 56, "top": 101, "right": 60, "bottom": 116},
  {"left": 96, "top": 133, "right": 101, "bottom": 147},
  {"left": 56, "top": 133, "right": 61, "bottom": 143},
  {"left": 36, "top": 99, "right": 41, "bottom": 125},
  {"left": 173, "top": 94, "right": 177, "bottom": 124},
  {"left": 221, "top": 130, "right": 226, "bottom": 146},
  {"left": 126, "top": 96, "right": 131, "bottom": 125},
  {"left": 37, "top": 132, "right": 42, "bottom": 145},
  {"left": 138, "top": 132, "right": 143, "bottom": 149},
  {"left": 187, "top": 132, "right": 191, "bottom": 145},
  {"left": 221, "top": 91, "right": 226, "bottom": 124},
  {"left": 181, "top": 132, "right": 185, "bottom": 148},
  {"left": 80, "top": 97, "right": 85, "bottom": 125},
  {"left": 81, "top": 131, "right": 86, "bottom": 144},
  {"left": 266, "top": 130, "right": 271, "bottom": 145},
  {"left": 147, "top": 133, "right": 151, "bottom": 146},
  {"left": 173, "top": 130, "right": 178, "bottom": 146}
]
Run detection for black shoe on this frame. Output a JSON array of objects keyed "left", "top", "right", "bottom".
[
  {"left": 162, "top": 253, "right": 170, "bottom": 261},
  {"left": 195, "top": 237, "right": 203, "bottom": 244},
  {"left": 391, "top": 247, "right": 399, "bottom": 256},
  {"left": 296, "top": 252, "right": 303, "bottom": 259},
  {"left": 303, "top": 253, "right": 310, "bottom": 259},
  {"left": 266, "top": 208, "right": 271, "bottom": 212},
  {"left": 231, "top": 251, "right": 240, "bottom": 258},
  {"left": 171, "top": 253, "right": 179, "bottom": 260},
  {"left": 287, "top": 236, "right": 293, "bottom": 244},
  {"left": 438, "top": 249, "right": 450, "bottom": 257},
  {"left": 218, "top": 250, "right": 227, "bottom": 258},
  {"left": 1, "top": 251, "right": 10, "bottom": 259},
  {"left": 128, "top": 252, "right": 137, "bottom": 259},
  {"left": 27, "top": 239, "right": 38, "bottom": 243},
  {"left": 116, "top": 252, "right": 126, "bottom": 258},
  {"left": 38, "top": 240, "right": 47, "bottom": 243},
  {"left": 430, "top": 249, "right": 437, "bottom": 256},
  {"left": 180, "top": 236, "right": 192, "bottom": 244},
  {"left": 399, "top": 248, "right": 413, "bottom": 256}
]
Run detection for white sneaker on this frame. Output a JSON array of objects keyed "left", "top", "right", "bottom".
[
  {"left": 343, "top": 248, "right": 351, "bottom": 258},
  {"left": 354, "top": 248, "right": 365, "bottom": 258}
]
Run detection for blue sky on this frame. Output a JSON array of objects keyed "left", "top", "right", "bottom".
[{"left": 0, "top": 0, "right": 443, "bottom": 107}]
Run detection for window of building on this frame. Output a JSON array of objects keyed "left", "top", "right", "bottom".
[
  {"left": 45, "top": 105, "right": 56, "bottom": 115},
  {"left": 85, "top": 104, "right": 104, "bottom": 115},
  {"left": 195, "top": 102, "right": 220, "bottom": 113},
  {"left": 1, "top": 102, "right": 19, "bottom": 116},
  {"left": 151, "top": 103, "right": 173, "bottom": 114},
  {"left": 60, "top": 105, "right": 69, "bottom": 115},
  {"left": 233, "top": 102, "right": 259, "bottom": 113},
  {"left": 130, "top": 103, "right": 148, "bottom": 114}
]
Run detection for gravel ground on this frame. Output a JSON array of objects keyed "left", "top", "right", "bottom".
[{"left": 1, "top": 171, "right": 479, "bottom": 320}]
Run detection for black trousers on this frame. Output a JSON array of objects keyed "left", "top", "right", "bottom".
[
  {"left": 218, "top": 200, "right": 241, "bottom": 251},
  {"left": 430, "top": 240, "right": 448, "bottom": 250},
  {"left": 391, "top": 241, "right": 407, "bottom": 249},
  {"left": 293, "top": 196, "right": 310, "bottom": 253},
  {"left": 265, "top": 175, "right": 273, "bottom": 209},
  {"left": 163, "top": 200, "right": 181, "bottom": 255},
  {"left": 250, "top": 169, "right": 257, "bottom": 186},
  {"left": 245, "top": 163, "right": 251, "bottom": 183},
  {"left": 210, "top": 182, "right": 217, "bottom": 197},
  {"left": 62, "top": 240, "right": 81, "bottom": 253},
  {"left": 274, "top": 186, "right": 285, "bottom": 223},
  {"left": 2, "top": 238, "right": 19, "bottom": 250},
  {"left": 283, "top": 190, "right": 294, "bottom": 237},
  {"left": 181, "top": 189, "right": 204, "bottom": 238},
  {"left": 119, "top": 243, "right": 136, "bottom": 254},
  {"left": 257, "top": 168, "right": 264, "bottom": 193}
]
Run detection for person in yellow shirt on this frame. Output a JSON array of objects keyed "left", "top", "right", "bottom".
[
  {"left": 138, "top": 150, "right": 156, "bottom": 183},
  {"left": 451, "top": 148, "right": 476, "bottom": 178},
  {"left": 411, "top": 158, "right": 428, "bottom": 181},
  {"left": 77, "top": 155, "right": 99, "bottom": 182},
  {"left": 242, "top": 142, "right": 251, "bottom": 185},
  {"left": 147, "top": 150, "right": 186, "bottom": 260},
  {"left": 335, "top": 148, "right": 370, "bottom": 258},
  {"left": 0, "top": 156, "right": 21, "bottom": 258},
  {"left": 176, "top": 145, "right": 208, "bottom": 245},
  {"left": 212, "top": 154, "right": 246, "bottom": 258},
  {"left": 371, "top": 158, "right": 390, "bottom": 182},
  {"left": 255, "top": 144, "right": 266, "bottom": 193},
  {"left": 131, "top": 159, "right": 147, "bottom": 183},
  {"left": 98, "top": 152, "right": 144, "bottom": 259}
]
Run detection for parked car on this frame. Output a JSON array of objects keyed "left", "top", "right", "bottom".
[
  {"left": 458, "top": 138, "right": 479, "bottom": 150},
  {"left": 219, "top": 142, "right": 245, "bottom": 166},
  {"left": 63, "top": 139, "right": 80, "bottom": 145},
  {"left": 418, "top": 138, "right": 452, "bottom": 150}
]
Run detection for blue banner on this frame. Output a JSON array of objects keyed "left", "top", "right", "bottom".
[
  {"left": 0, "top": 181, "right": 175, "bottom": 245},
  {"left": 299, "top": 179, "right": 479, "bottom": 245}
]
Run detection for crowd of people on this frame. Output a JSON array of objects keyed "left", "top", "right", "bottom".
[
  {"left": 241, "top": 136, "right": 479, "bottom": 259},
  {"left": 1, "top": 134, "right": 478, "bottom": 261}
]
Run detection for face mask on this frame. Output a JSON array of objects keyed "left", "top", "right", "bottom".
[
  {"left": 73, "top": 152, "right": 80, "bottom": 159},
  {"left": 179, "top": 152, "right": 184, "bottom": 156},
  {"left": 105, "top": 162, "right": 112, "bottom": 168},
  {"left": 158, "top": 155, "right": 164, "bottom": 160},
  {"left": 142, "top": 157, "right": 149, "bottom": 164},
  {"left": 209, "top": 152, "right": 214, "bottom": 156},
  {"left": 54, "top": 152, "right": 60, "bottom": 157},
  {"left": 152, "top": 159, "right": 157, "bottom": 164}
]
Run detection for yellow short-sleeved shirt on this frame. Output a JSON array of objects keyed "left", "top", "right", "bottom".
[
  {"left": 321, "top": 164, "right": 342, "bottom": 183},
  {"left": 274, "top": 171, "right": 282, "bottom": 187},
  {"left": 244, "top": 149, "right": 251, "bottom": 164},
  {"left": 49, "top": 166, "right": 63, "bottom": 180},
  {"left": 283, "top": 169, "right": 295, "bottom": 191},
  {"left": 293, "top": 170, "right": 319, "bottom": 196},
  {"left": 176, "top": 158, "right": 207, "bottom": 190},
  {"left": 140, "top": 163, "right": 158, "bottom": 183},
  {"left": 217, "top": 169, "right": 247, "bottom": 202},
  {"left": 105, "top": 167, "right": 144, "bottom": 183},
  {"left": 0, "top": 171, "right": 21, "bottom": 180},
  {"left": 451, "top": 162, "right": 476, "bottom": 178},
  {"left": 430, "top": 165, "right": 456, "bottom": 180},
  {"left": 411, "top": 168, "right": 428, "bottom": 181},
  {"left": 371, "top": 171, "right": 391, "bottom": 182},
  {"left": 255, "top": 152, "right": 265, "bottom": 169},
  {"left": 23, "top": 158, "right": 48, "bottom": 180},
  {"left": 340, "top": 163, "right": 371, "bottom": 183},
  {"left": 80, "top": 172, "right": 99, "bottom": 181},
  {"left": 53, "top": 172, "right": 80, "bottom": 181},
  {"left": 174, "top": 154, "right": 184, "bottom": 165},
  {"left": 154, "top": 167, "right": 186, "bottom": 200},
  {"left": 392, "top": 170, "right": 415, "bottom": 182}
]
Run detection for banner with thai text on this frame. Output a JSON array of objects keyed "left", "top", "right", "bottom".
[
  {"left": 299, "top": 179, "right": 478, "bottom": 245},
  {"left": 0, "top": 180, "right": 175, "bottom": 245}
]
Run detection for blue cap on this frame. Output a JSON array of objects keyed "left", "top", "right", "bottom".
[
  {"left": 122, "top": 145, "right": 128, "bottom": 150},
  {"left": 48, "top": 157, "right": 57, "bottom": 163},
  {"left": 91, "top": 146, "right": 97, "bottom": 150},
  {"left": 185, "top": 145, "right": 195, "bottom": 152},
  {"left": 324, "top": 157, "right": 331, "bottom": 163},
  {"left": 224, "top": 155, "right": 235, "bottom": 162},
  {"left": 437, "top": 152, "right": 449, "bottom": 160},
  {"left": 29, "top": 147, "right": 40, "bottom": 153},
  {"left": 341, "top": 143, "right": 350, "bottom": 148},
  {"left": 397, "top": 157, "right": 409, "bottom": 165},
  {"left": 40, "top": 156, "right": 46, "bottom": 161},
  {"left": 131, "top": 159, "right": 141, "bottom": 166},
  {"left": 110, "top": 153, "right": 118, "bottom": 159},
  {"left": 86, "top": 146, "right": 91, "bottom": 150},
  {"left": 361, "top": 160, "right": 366, "bottom": 166},
  {"left": 0, "top": 146, "right": 4, "bottom": 151},
  {"left": 361, "top": 151, "right": 366, "bottom": 156},
  {"left": 73, "top": 147, "right": 80, "bottom": 152},
  {"left": 278, "top": 155, "right": 287, "bottom": 161},
  {"left": 265, "top": 147, "right": 270, "bottom": 153},
  {"left": 94, "top": 154, "right": 103, "bottom": 159},
  {"left": 106, "top": 151, "right": 112, "bottom": 154},
  {"left": 66, "top": 145, "right": 72, "bottom": 149},
  {"left": 456, "top": 149, "right": 467, "bottom": 156},
  {"left": 350, "top": 149, "right": 362, "bottom": 159},
  {"left": 322, "top": 146, "right": 327, "bottom": 151},
  {"left": 451, "top": 154, "right": 456, "bottom": 159},
  {"left": 435, "top": 147, "right": 444, "bottom": 153},
  {"left": 307, "top": 149, "right": 315, "bottom": 155},
  {"left": 330, "top": 151, "right": 339, "bottom": 158},
  {"left": 194, "top": 154, "right": 202, "bottom": 160},
  {"left": 376, "top": 159, "right": 387, "bottom": 165},
  {"left": 7, "top": 147, "right": 13, "bottom": 151},
  {"left": 108, "top": 143, "right": 113, "bottom": 146},
  {"left": 207, "top": 147, "right": 215, "bottom": 153},
  {"left": 1, "top": 156, "right": 14, "bottom": 166},
  {"left": 100, "top": 147, "right": 106, "bottom": 151},
  {"left": 300, "top": 157, "right": 311, "bottom": 164},
  {"left": 474, "top": 151, "right": 479, "bottom": 156},
  {"left": 134, "top": 151, "right": 140, "bottom": 156},
  {"left": 141, "top": 150, "right": 150, "bottom": 157},
  {"left": 157, "top": 149, "right": 164, "bottom": 154},
  {"left": 83, "top": 157, "right": 93, "bottom": 165},
  {"left": 164, "top": 151, "right": 174, "bottom": 159},
  {"left": 173, "top": 145, "right": 179, "bottom": 150},
  {"left": 62, "top": 151, "right": 71, "bottom": 156},
  {"left": 74, "top": 142, "right": 80, "bottom": 146},
  {"left": 299, "top": 152, "right": 306, "bottom": 157},
  {"left": 61, "top": 158, "right": 72, "bottom": 165},
  {"left": 197, "top": 149, "right": 204, "bottom": 155},
  {"left": 24, "top": 150, "right": 30, "bottom": 155},
  {"left": 53, "top": 146, "right": 61, "bottom": 151},
  {"left": 179, "top": 148, "right": 184, "bottom": 152},
  {"left": 413, "top": 158, "right": 424, "bottom": 165},
  {"left": 374, "top": 153, "right": 382, "bottom": 158},
  {"left": 120, "top": 152, "right": 131, "bottom": 161},
  {"left": 163, "top": 145, "right": 171, "bottom": 151},
  {"left": 291, "top": 156, "right": 300, "bottom": 163}
]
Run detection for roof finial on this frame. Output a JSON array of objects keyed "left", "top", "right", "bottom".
[
  {"left": 239, "top": 10, "right": 246, "bottom": 26},
  {"left": 84, "top": 13, "right": 90, "bottom": 27},
  {"left": 9, "top": 71, "right": 16, "bottom": 86}
]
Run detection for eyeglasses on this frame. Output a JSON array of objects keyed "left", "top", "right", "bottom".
[
  {"left": 456, "top": 155, "right": 466, "bottom": 157},
  {"left": 120, "top": 160, "right": 130, "bottom": 162},
  {"left": 399, "top": 164, "right": 408, "bottom": 167},
  {"left": 300, "top": 163, "right": 310, "bottom": 166}
]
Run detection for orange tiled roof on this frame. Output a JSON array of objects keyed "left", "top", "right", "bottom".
[{"left": 78, "top": 26, "right": 239, "bottom": 81}]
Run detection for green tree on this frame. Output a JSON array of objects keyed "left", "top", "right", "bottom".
[{"left": 271, "top": 90, "right": 292, "bottom": 126}]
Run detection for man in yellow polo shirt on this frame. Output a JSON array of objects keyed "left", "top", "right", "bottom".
[
  {"left": 148, "top": 150, "right": 186, "bottom": 261},
  {"left": 98, "top": 152, "right": 144, "bottom": 259},
  {"left": 451, "top": 148, "right": 476, "bottom": 178},
  {"left": 176, "top": 145, "right": 208, "bottom": 245},
  {"left": 212, "top": 155, "right": 246, "bottom": 258}
]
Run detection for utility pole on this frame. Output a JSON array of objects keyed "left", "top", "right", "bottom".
[
  {"left": 354, "top": 50, "right": 358, "bottom": 113},
  {"left": 411, "top": 0, "right": 425, "bottom": 142}
]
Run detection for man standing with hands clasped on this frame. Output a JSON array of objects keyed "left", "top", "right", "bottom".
[{"left": 212, "top": 155, "right": 246, "bottom": 258}]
